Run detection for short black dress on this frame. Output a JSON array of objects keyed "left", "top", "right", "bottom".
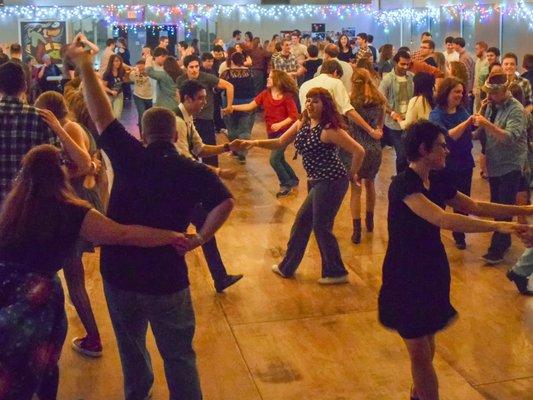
[{"left": 378, "top": 168, "right": 458, "bottom": 339}]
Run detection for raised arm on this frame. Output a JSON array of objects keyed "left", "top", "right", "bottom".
[
  {"left": 473, "top": 106, "right": 526, "bottom": 143},
  {"left": 404, "top": 193, "right": 520, "bottom": 234},
  {"left": 78, "top": 33, "right": 100, "bottom": 55},
  {"left": 71, "top": 47, "right": 115, "bottom": 134},
  {"left": 448, "top": 116, "right": 473, "bottom": 140}
]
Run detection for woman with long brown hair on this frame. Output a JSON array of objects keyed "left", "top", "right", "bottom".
[
  {"left": 349, "top": 68, "right": 387, "bottom": 243},
  {"left": 377, "top": 44, "right": 394, "bottom": 76},
  {"left": 231, "top": 69, "right": 299, "bottom": 196},
  {"left": 102, "top": 54, "right": 128, "bottom": 119},
  {"left": 241, "top": 88, "right": 365, "bottom": 283},
  {"left": 0, "top": 145, "right": 190, "bottom": 400},
  {"left": 35, "top": 90, "right": 106, "bottom": 357},
  {"left": 145, "top": 53, "right": 182, "bottom": 113}
]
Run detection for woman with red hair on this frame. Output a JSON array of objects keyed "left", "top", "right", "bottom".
[{"left": 242, "top": 88, "right": 365, "bottom": 284}]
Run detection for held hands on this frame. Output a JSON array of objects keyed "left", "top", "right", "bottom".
[
  {"left": 228, "top": 139, "right": 251, "bottom": 152},
  {"left": 370, "top": 128, "right": 384, "bottom": 140},
  {"left": 172, "top": 232, "right": 203, "bottom": 255},
  {"left": 472, "top": 114, "right": 489, "bottom": 128},
  {"left": 270, "top": 122, "right": 283, "bottom": 132},
  {"left": 221, "top": 106, "right": 234, "bottom": 115}
]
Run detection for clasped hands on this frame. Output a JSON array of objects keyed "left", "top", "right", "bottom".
[
  {"left": 172, "top": 232, "right": 204, "bottom": 255},
  {"left": 226, "top": 139, "right": 255, "bottom": 152}
]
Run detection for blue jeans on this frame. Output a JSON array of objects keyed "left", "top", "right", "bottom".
[
  {"left": 512, "top": 247, "right": 533, "bottom": 277},
  {"left": 488, "top": 170, "right": 522, "bottom": 256},
  {"left": 104, "top": 283, "right": 202, "bottom": 400},
  {"left": 133, "top": 95, "right": 153, "bottom": 137},
  {"left": 252, "top": 70, "right": 265, "bottom": 95},
  {"left": 224, "top": 111, "right": 255, "bottom": 157},
  {"left": 384, "top": 126, "right": 407, "bottom": 174},
  {"left": 270, "top": 147, "right": 298, "bottom": 188},
  {"left": 278, "top": 176, "right": 349, "bottom": 278}
]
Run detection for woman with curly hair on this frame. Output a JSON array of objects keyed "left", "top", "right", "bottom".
[
  {"left": 241, "top": 88, "right": 365, "bottom": 283},
  {"left": 232, "top": 69, "right": 300, "bottom": 196}
]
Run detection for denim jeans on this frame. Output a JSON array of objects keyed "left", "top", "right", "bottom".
[
  {"left": 104, "top": 283, "right": 202, "bottom": 400},
  {"left": 224, "top": 111, "right": 255, "bottom": 158},
  {"left": 278, "top": 176, "right": 349, "bottom": 278},
  {"left": 488, "top": 169, "right": 522, "bottom": 256},
  {"left": 270, "top": 147, "right": 298, "bottom": 188},
  {"left": 384, "top": 126, "right": 407, "bottom": 174},
  {"left": 189, "top": 203, "right": 229, "bottom": 285},
  {"left": 512, "top": 247, "right": 533, "bottom": 277},
  {"left": 449, "top": 168, "right": 473, "bottom": 244},
  {"left": 194, "top": 118, "right": 218, "bottom": 167},
  {"left": 252, "top": 70, "right": 265, "bottom": 95},
  {"left": 133, "top": 95, "right": 153, "bottom": 137}
]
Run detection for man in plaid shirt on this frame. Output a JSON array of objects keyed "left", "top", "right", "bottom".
[
  {"left": 502, "top": 52, "right": 533, "bottom": 113},
  {"left": 271, "top": 38, "right": 304, "bottom": 81},
  {"left": 0, "top": 61, "right": 58, "bottom": 201}
]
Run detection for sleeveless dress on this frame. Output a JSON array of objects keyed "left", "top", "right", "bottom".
[{"left": 378, "top": 168, "right": 458, "bottom": 339}]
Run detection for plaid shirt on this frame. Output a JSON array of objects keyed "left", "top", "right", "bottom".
[
  {"left": 514, "top": 75, "right": 533, "bottom": 107},
  {"left": 0, "top": 96, "right": 59, "bottom": 201},
  {"left": 271, "top": 52, "right": 299, "bottom": 73}
]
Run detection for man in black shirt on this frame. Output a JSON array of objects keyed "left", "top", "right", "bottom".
[{"left": 71, "top": 35, "right": 234, "bottom": 400}]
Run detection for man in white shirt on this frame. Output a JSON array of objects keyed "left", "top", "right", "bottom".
[
  {"left": 290, "top": 31, "right": 308, "bottom": 61},
  {"left": 174, "top": 79, "right": 244, "bottom": 293},
  {"left": 443, "top": 36, "right": 459, "bottom": 66},
  {"left": 315, "top": 44, "right": 353, "bottom": 94}
]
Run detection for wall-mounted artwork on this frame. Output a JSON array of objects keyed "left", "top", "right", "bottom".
[{"left": 20, "top": 20, "right": 67, "bottom": 63}]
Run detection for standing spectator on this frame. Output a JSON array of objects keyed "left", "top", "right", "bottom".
[
  {"left": 129, "top": 59, "right": 153, "bottom": 137},
  {"left": 367, "top": 34, "right": 378, "bottom": 64},
  {"left": 450, "top": 61, "right": 469, "bottom": 105},
  {"left": 453, "top": 37, "right": 475, "bottom": 96},
  {"left": 234, "top": 43, "right": 252, "bottom": 67},
  {"left": 290, "top": 30, "right": 308, "bottom": 61},
  {"left": 158, "top": 36, "right": 169, "bottom": 51},
  {"left": 227, "top": 30, "right": 243, "bottom": 49},
  {"left": 502, "top": 52, "right": 533, "bottom": 113},
  {"left": 116, "top": 38, "right": 132, "bottom": 101},
  {"left": 145, "top": 49, "right": 181, "bottom": 113},
  {"left": 248, "top": 37, "right": 271, "bottom": 95},
  {"left": 272, "top": 38, "right": 305, "bottom": 82},
  {"left": 337, "top": 34, "right": 353, "bottom": 63},
  {"left": 232, "top": 70, "right": 299, "bottom": 196},
  {"left": 220, "top": 53, "right": 256, "bottom": 164},
  {"left": 201, "top": 52, "right": 215, "bottom": 74},
  {"left": 443, "top": 36, "right": 459, "bottom": 66},
  {"left": 0, "top": 61, "right": 59, "bottom": 201},
  {"left": 411, "top": 31, "right": 432, "bottom": 62},
  {"left": 433, "top": 51, "right": 447, "bottom": 77},
  {"left": 419, "top": 40, "right": 437, "bottom": 67},
  {"left": 190, "top": 39, "right": 200, "bottom": 56},
  {"left": 354, "top": 33, "right": 374, "bottom": 63},
  {"left": 211, "top": 45, "right": 227, "bottom": 134},
  {"left": 177, "top": 55, "right": 235, "bottom": 167},
  {"left": 521, "top": 54, "right": 533, "bottom": 88},
  {"left": 486, "top": 47, "right": 500, "bottom": 65},
  {"left": 377, "top": 44, "right": 394, "bottom": 77},
  {"left": 102, "top": 54, "right": 128, "bottom": 119},
  {"left": 302, "top": 44, "right": 323, "bottom": 83},
  {"left": 99, "top": 38, "right": 115, "bottom": 76},
  {"left": 243, "top": 31, "right": 254, "bottom": 49},
  {"left": 37, "top": 54, "right": 62, "bottom": 93},
  {"left": 474, "top": 41, "right": 490, "bottom": 111},
  {"left": 379, "top": 50, "right": 414, "bottom": 174},
  {"left": 349, "top": 68, "right": 387, "bottom": 243},
  {"left": 475, "top": 72, "right": 527, "bottom": 264},
  {"left": 430, "top": 77, "right": 475, "bottom": 249},
  {"left": 9, "top": 43, "right": 31, "bottom": 101}
]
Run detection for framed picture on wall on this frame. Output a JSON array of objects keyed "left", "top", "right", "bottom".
[
  {"left": 19, "top": 20, "right": 67, "bottom": 63},
  {"left": 70, "top": 18, "right": 97, "bottom": 44}
]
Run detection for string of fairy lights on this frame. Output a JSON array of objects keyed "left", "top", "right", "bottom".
[{"left": 0, "top": 1, "right": 531, "bottom": 32}]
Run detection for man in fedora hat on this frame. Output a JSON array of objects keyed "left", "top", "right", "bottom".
[{"left": 473, "top": 71, "right": 527, "bottom": 265}]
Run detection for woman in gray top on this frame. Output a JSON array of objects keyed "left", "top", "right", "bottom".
[{"left": 145, "top": 52, "right": 182, "bottom": 113}]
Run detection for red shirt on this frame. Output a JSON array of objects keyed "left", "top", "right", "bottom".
[{"left": 254, "top": 89, "right": 299, "bottom": 138}]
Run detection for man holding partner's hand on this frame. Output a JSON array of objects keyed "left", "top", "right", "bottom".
[{"left": 69, "top": 34, "right": 234, "bottom": 400}]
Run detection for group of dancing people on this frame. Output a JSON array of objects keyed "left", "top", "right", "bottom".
[{"left": 0, "top": 27, "right": 532, "bottom": 400}]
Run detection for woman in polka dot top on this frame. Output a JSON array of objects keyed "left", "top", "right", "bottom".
[{"left": 242, "top": 87, "right": 365, "bottom": 284}]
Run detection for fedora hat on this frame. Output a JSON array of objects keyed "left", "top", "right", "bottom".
[{"left": 482, "top": 72, "right": 509, "bottom": 93}]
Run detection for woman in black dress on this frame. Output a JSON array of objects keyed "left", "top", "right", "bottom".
[
  {"left": 379, "top": 120, "right": 531, "bottom": 400},
  {"left": 0, "top": 145, "right": 190, "bottom": 400}
]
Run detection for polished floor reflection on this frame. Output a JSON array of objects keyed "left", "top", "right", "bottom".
[{"left": 58, "top": 111, "right": 533, "bottom": 400}]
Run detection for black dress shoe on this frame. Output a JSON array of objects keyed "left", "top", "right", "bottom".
[
  {"left": 215, "top": 274, "right": 243, "bottom": 293},
  {"left": 455, "top": 240, "right": 466, "bottom": 250},
  {"left": 506, "top": 270, "right": 533, "bottom": 295}
]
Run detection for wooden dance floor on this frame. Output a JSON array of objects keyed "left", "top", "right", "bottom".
[{"left": 58, "top": 108, "right": 533, "bottom": 399}]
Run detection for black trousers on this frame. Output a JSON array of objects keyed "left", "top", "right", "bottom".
[
  {"left": 190, "top": 204, "right": 228, "bottom": 284},
  {"left": 193, "top": 118, "right": 218, "bottom": 167}
]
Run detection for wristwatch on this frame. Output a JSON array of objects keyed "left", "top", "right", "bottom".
[{"left": 223, "top": 143, "right": 230, "bottom": 152}]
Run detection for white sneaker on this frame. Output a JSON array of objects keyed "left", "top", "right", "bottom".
[
  {"left": 317, "top": 275, "right": 348, "bottom": 285},
  {"left": 272, "top": 264, "right": 288, "bottom": 278}
]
